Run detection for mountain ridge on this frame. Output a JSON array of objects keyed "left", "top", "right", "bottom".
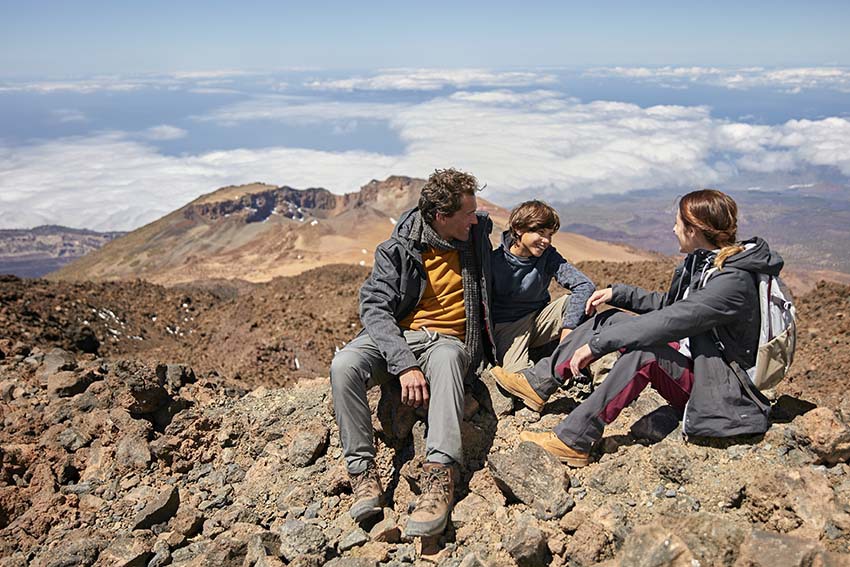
[{"left": 51, "top": 176, "right": 652, "bottom": 285}]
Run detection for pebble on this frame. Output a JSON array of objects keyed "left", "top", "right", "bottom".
[
  {"left": 652, "top": 485, "right": 666, "bottom": 498},
  {"left": 665, "top": 489, "right": 677, "bottom": 498},
  {"left": 304, "top": 503, "right": 321, "bottom": 519}
]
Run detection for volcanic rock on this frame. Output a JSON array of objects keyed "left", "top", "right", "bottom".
[
  {"left": 488, "top": 442, "right": 573, "bottom": 520},
  {"left": 132, "top": 486, "right": 180, "bottom": 530}
]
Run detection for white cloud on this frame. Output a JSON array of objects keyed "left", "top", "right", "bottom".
[
  {"left": 51, "top": 108, "right": 88, "bottom": 123},
  {"left": 2, "top": 88, "right": 850, "bottom": 231},
  {"left": 306, "top": 68, "right": 557, "bottom": 91},
  {"left": 143, "top": 125, "right": 188, "bottom": 141},
  {"left": 586, "top": 66, "right": 850, "bottom": 93}
]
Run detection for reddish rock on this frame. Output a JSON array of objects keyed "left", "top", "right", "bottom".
[{"left": 794, "top": 407, "right": 850, "bottom": 465}]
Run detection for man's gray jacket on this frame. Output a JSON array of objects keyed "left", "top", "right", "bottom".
[{"left": 359, "top": 208, "right": 496, "bottom": 376}]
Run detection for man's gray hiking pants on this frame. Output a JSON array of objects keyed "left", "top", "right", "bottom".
[{"left": 330, "top": 329, "right": 469, "bottom": 475}]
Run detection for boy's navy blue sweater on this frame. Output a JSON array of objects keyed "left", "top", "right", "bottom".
[{"left": 491, "top": 230, "right": 595, "bottom": 329}]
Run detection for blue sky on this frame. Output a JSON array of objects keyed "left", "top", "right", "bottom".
[
  {"left": 2, "top": 1, "right": 848, "bottom": 76},
  {"left": 1, "top": 2, "right": 849, "bottom": 230}
]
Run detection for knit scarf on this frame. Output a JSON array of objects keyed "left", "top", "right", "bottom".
[{"left": 410, "top": 212, "right": 483, "bottom": 375}]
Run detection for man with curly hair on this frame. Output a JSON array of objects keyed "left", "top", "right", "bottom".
[{"left": 330, "top": 168, "right": 495, "bottom": 538}]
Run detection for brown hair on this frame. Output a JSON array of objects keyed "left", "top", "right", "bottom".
[
  {"left": 678, "top": 189, "right": 745, "bottom": 268},
  {"left": 418, "top": 168, "right": 480, "bottom": 224},
  {"left": 508, "top": 200, "right": 561, "bottom": 241}
]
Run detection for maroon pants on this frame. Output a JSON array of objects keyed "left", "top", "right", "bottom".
[{"left": 552, "top": 343, "right": 694, "bottom": 451}]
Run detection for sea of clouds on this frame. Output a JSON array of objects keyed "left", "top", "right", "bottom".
[{"left": 1, "top": 67, "right": 849, "bottom": 231}]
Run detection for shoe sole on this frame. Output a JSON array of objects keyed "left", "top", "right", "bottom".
[
  {"left": 558, "top": 455, "right": 590, "bottom": 468},
  {"left": 404, "top": 514, "right": 449, "bottom": 538},
  {"left": 350, "top": 498, "right": 382, "bottom": 523},
  {"left": 492, "top": 372, "right": 545, "bottom": 412}
]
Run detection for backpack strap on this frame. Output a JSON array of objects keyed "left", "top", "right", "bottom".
[{"left": 711, "top": 331, "right": 772, "bottom": 415}]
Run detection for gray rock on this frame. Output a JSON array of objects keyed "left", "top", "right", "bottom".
[
  {"left": 338, "top": 527, "right": 369, "bottom": 551},
  {"left": 155, "top": 363, "right": 196, "bottom": 394},
  {"left": 132, "top": 486, "right": 180, "bottom": 529},
  {"left": 502, "top": 518, "right": 550, "bottom": 567},
  {"left": 288, "top": 425, "right": 329, "bottom": 467},
  {"left": 488, "top": 442, "right": 574, "bottom": 520},
  {"left": 616, "top": 524, "right": 694, "bottom": 566},
  {"left": 324, "top": 559, "right": 378, "bottom": 567},
  {"left": 147, "top": 539, "right": 170, "bottom": 567},
  {"left": 38, "top": 536, "right": 107, "bottom": 567},
  {"left": 735, "top": 529, "right": 840, "bottom": 567},
  {"left": 95, "top": 534, "right": 153, "bottom": 567},
  {"left": 57, "top": 426, "right": 91, "bottom": 452},
  {"left": 115, "top": 433, "right": 152, "bottom": 471},
  {"left": 38, "top": 348, "right": 77, "bottom": 384},
  {"left": 458, "top": 553, "right": 488, "bottom": 567},
  {"left": 276, "top": 519, "right": 328, "bottom": 562}
]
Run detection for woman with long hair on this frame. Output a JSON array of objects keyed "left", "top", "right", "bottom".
[{"left": 491, "top": 189, "right": 783, "bottom": 466}]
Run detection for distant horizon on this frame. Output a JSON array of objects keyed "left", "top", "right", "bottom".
[{"left": 2, "top": 2, "right": 849, "bottom": 231}]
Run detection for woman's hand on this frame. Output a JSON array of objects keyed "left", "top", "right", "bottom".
[
  {"left": 569, "top": 344, "right": 595, "bottom": 377},
  {"left": 585, "top": 288, "right": 613, "bottom": 316}
]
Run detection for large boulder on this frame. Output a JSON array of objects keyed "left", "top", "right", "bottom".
[{"left": 488, "top": 442, "right": 573, "bottom": 520}]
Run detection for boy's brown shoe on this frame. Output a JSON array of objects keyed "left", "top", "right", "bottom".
[
  {"left": 404, "top": 462, "right": 456, "bottom": 537},
  {"left": 519, "top": 431, "right": 591, "bottom": 468},
  {"left": 491, "top": 366, "right": 546, "bottom": 412},
  {"left": 349, "top": 463, "right": 384, "bottom": 522}
]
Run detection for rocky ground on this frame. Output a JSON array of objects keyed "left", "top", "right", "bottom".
[{"left": 1, "top": 262, "right": 850, "bottom": 565}]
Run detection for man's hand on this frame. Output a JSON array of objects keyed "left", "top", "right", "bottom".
[
  {"left": 569, "top": 344, "right": 595, "bottom": 378},
  {"left": 559, "top": 327, "right": 572, "bottom": 343},
  {"left": 399, "top": 367, "right": 429, "bottom": 408},
  {"left": 585, "top": 288, "right": 613, "bottom": 316}
]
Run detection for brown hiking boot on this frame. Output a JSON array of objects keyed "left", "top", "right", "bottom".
[
  {"left": 404, "top": 462, "right": 456, "bottom": 537},
  {"left": 519, "top": 431, "right": 591, "bottom": 468},
  {"left": 491, "top": 366, "right": 546, "bottom": 412},
  {"left": 349, "top": 463, "right": 384, "bottom": 522}
]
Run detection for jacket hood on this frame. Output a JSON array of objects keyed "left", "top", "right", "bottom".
[
  {"left": 499, "top": 229, "right": 513, "bottom": 249},
  {"left": 723, "top": 237, "right": 784, "bottom": 276}
]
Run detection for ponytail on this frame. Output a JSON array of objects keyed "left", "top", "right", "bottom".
[{"left": 714, "top": 243, "right": 745, "bottom": 269}]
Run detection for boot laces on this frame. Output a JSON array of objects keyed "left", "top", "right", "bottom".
[
  {"left": 352, "top": 464, "right": 380, "bottom": 500},
  {"left": 415, "top": 467, "right": 451, "bottom": 513}
]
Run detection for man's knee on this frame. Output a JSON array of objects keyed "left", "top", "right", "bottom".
[
  {"left": 330, "top": 348, "right": 369, "bottom": 389},
  {"left": 426, "top": 342, "right": 469, "bottom": 381}
]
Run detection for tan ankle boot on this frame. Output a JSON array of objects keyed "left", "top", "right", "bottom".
[
  {"left": 491, "top": 366, "right": 546, "bottom": 412},
  {"left": 404, "top": 462, "right": 456, "bottom": 537},
  {"left": 519, "top": 431, "right": 591, "bottom": 467},
  {"left": 349, "top": 463, "right": 384, "bottom": 522}
]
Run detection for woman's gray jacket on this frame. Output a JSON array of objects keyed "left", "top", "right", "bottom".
[
  {"left": 588, "top": 237, "right": 783, "bottom": 438},
  {"left": 358, "top": 208, "right": 496, "bottom": 377}
]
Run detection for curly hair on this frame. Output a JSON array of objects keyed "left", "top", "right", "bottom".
[
  {"left": 678, "top": 189, "right": 745, "bottom": 268},
  {"left": 508, "top": 200, "right": 561, "bottom": 241},
  {"left": 418, "top": 168, "right": 480, "bottom": 224}
]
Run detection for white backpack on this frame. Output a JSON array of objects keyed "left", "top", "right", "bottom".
[
  {"left": 703, "top": 269, "right": 797, "bottom": 391},
  {"left": 748, "top": 273, "right": 797, "bottom": 390}
]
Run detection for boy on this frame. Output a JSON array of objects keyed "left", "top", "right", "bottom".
[{"left": 491, "top": 200, "right": 595, "bottom": 377}]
